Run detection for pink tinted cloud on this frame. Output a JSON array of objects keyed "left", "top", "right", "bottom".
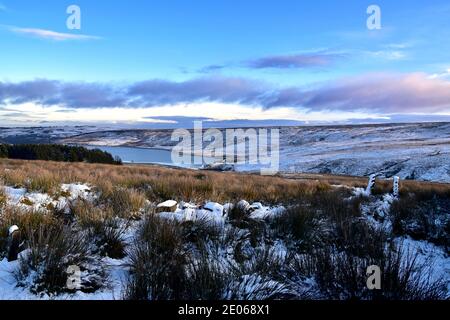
[{"left": 273, "top": 73, "right": 450, "bottom": 113}]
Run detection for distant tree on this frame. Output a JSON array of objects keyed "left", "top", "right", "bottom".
[
  {"left": 0, "top": 144, "right": 8, "bottom": 158},
  {"left": 0, "top": 144, "right": 121, "bottom": 165}
]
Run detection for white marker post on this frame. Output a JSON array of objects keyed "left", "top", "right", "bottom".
[
  {"left": 393, "top": 176, "right": 400, "bottom": 197},
  {"left": 365, "top": 174, "right": 377, "bottom": 195}
]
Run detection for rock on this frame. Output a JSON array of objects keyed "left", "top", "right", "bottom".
[
  {"left": 248, "top": 202, "right": 263, "bottom": 212},
  {"left": 203, "top": 202, "right": 224, "bottom": 216},
  {"left": 156, "top": 200, "right": 178, "bottom": 213},
  {"left": 201, "top": 162, "right": 235, "bottom": 172},
  {"left": 237, "top": 200, "right": 251, "bottom": 212}
]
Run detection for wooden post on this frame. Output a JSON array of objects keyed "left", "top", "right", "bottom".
[
  {"left": 365, "top": 174, "right": 377, "bottom": 195},
  {"left": 7, "top": 225, "right": 21, "bottom": 262},
  {"left": 393, "top": 176, "right": 400, "bottom": 197}
]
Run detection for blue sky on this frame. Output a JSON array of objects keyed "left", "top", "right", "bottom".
[{"left": 1, "top": 0, "right": 450, "bottom": 127}]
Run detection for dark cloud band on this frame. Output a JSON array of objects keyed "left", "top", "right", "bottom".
[{"left": 1, "top": 73, "right": 449, "bottom": 113}]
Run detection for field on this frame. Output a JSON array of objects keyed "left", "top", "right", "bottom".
[{"left": 0, "top": 159, "right": 449, "bottom": 300}]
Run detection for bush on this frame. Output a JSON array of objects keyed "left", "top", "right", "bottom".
[
  {"left": 0, "top": 207, "right": 57, "bottom": 259},
  {"left": 15, "top": 224, "right": 103, "bottom": 295},
  {"left": 183, "top": 252, "right": 230, "bottom": 300},
  {"left": 271, "top": 205, "right": 319, "bottom": 250},
  {"left": 72, "top": 200, "right": 127, "bottom": 259},
  {"left": 108, "top": 188, "right": 146, "bottom": 218},
  {"left": 390, "top": 195, "right": 449, "bottom": 249},
  {"left": 124, "top": 214, "right": 189, "bottom": 300},
  {"left": 0, "top": 187, "right": 6, "bottom": 208},
  {"left": 293, "top": 242, "right": 447, "bottom": 300}
]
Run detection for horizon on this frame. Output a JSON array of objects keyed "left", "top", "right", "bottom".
[{"left": 1, "top": 0, "right": 450, "bottom": 127}]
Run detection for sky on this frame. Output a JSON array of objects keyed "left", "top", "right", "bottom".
[{"left": 0, "top": 0, "right": 450, "bottom": 127}]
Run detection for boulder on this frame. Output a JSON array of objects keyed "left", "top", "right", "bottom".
[
  {"left": 156, "top": 200, "right": 178, "bottom": 213},
  {"left": 203, "top": 202, "right": 224, "bottom": 216}
]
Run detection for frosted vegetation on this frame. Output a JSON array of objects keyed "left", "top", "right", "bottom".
[{"left": 0, "top": 159, "right": 449, "bottom": 300}]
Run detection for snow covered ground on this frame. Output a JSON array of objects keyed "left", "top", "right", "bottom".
[
  {"left": 52, "top": 122, "right": 450, "bottom": 183},
  {"left": 0, "top": 179, "right": 448, "bottom": 300}
]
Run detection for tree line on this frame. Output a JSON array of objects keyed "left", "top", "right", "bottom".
[{"left": 0, "top": 144, "right": 122, "bottom": 165}]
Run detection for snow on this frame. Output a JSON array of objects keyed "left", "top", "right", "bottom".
[
  {"left": 1, "top": 183, "right": 94, "bottom": 213},
  {"left": 250, "top": 205, "right": 285, "bottom": 220},
  {"left": 61, "top": 183, "right": 92, "bottom": 200},
  {"left": 0, "top": 254, "right": 128, "bottom": 300},
  {"left": 3, "top": 187, "right": 27, "bottom": 205},
  {"left": 8, "top": 225, "right": 19, "bottom": 235},
  {"left": 157, "top": 200, "right": 177, "bottom": 208},
  {"left": 0, "top": 175, "right": 448, "bottom": 300},
  {"left": 396, "top": 236, "right": 450, "bottom": 295},
  {"left": 59, "top": 122, "right": 450, "bottom": 183},
  {"left": 203, "top": 202, "right": 224, "bottom": 216}
]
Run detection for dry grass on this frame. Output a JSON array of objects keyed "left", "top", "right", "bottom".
[
  {"left": 0, "top": 206, "right": 57, "bottom": 258},
  {"left": 1, "top": 159, "right": 448, "bottom": 299},
  {"left": 0, "top": 187, "right": 6, "bottom": 207},
  {"left": 1, "top": 158, "right": 449, "bottom": 207},
  {"left": 0, "top": 159, "right": 337, "bottom": 205}
]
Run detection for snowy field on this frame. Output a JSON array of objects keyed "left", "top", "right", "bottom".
[
  {"left": 0, "top": 178, "right": 448, "bottom": 300},
  {"left": 52, "top": 122, "right": 450, "bottom": 183}
]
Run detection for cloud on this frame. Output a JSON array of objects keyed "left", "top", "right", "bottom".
[
  {"left": 429, "top": 69, "right": 450, "bottom": 80},
  {"left": 9, "top": 26, "right": 101, "bottom": 41},
  {"left": 366, "top": 50, "right": 407, "bottom": 60},
  {"left": 0, "top": 79, "right": 126, "bottom": 108},
  {"left": 128, "top": 77, "right": 270, "bottom": 106},
  {"left": 269, "top": 73, "right": 450, "bottom": 113},
  {"left": 1, "top": 73, "right": 450, "bottom": 114},
  {"left": 246, "top": 51, "right": 345, "bottom": 69},
  {"left": 198, "top": 65, "right": 226, "bottom": 73},
  {"left": 197, "top": 51, "right": 345, "bottom": 73}
]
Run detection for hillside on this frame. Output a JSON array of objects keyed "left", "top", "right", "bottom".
[
  {"left": 55, "top": 122, "right": 450, "bottom": 183},
  {"left": 0, "top": 159, "right": 449, "bottom": 300}
]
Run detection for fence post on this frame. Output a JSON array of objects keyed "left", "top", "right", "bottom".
[
  {"left": 393, "top": 176, "right": 400, "bottom": 197},
  {"left": 365, "top": 174, "right": 377, "bottom": 195},
  {"left": 7, "top": 225, "right": 21, "bottom": 262}
]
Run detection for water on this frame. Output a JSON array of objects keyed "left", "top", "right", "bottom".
[{"left": 86, "top": 145, "right": 213, "bottom": 168}]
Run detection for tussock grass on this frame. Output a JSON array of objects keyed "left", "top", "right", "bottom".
[
  {"left": 1, "top": 159, "right": 449, "bottom": 300},
  {"left": 0, "top": 187, "right": 6, "bottom": 208},
  {"left": 2, "top": 159, "right": 449, "bottom": 206},
  {"left": 0, "top": 207, "right": 57, "bottom": 258},
  {"left": 15, "top": 224, "right": 100, "bottom": 295},
  {"left": 71, "top": 200, "right": 128, "bottom": 258},
  {"left": 294, "top": 241, "right": 447, "bottom": 300},
  {"left": 125, "top": 213, "right": 188, "bottom": 300},
  {"left": 107, "top": 188, "right": 146, "bottom": 218},
  {"left": 271, "top": 205, "right": 319, "bottom": 250}
]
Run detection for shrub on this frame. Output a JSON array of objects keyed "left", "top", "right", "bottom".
[
  {"left": 183, "top": 252, "right": 230, "bottom": 300},
  {"left": 24, "top": 171, "right": 59, "bottom": 194},
  {"left": 124, "top": 214, "right": 189, "bottom": 300},
  {"left": 390, "top": 195, "right": 449, "bottom": 248},
  {"left": 293, "top": 242, "right": 447, "bottom": 300},
  {"left": 108, "top": 188, "right": 146, "bottom": 218},
  {"left": 271, "top": 205, "right": 319, "bottom": 250},
  {"left": 0, "top": 187, "right": 6, "bottom": 208},
  {"left": 72, "top": 200, "right": 127, "bottom": 259},
  {"left": 0, "top": 207, "right": 57, "bottom": 258},
  {"left": 15, "top": 224, "right": 102, "bottom": 295}
]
